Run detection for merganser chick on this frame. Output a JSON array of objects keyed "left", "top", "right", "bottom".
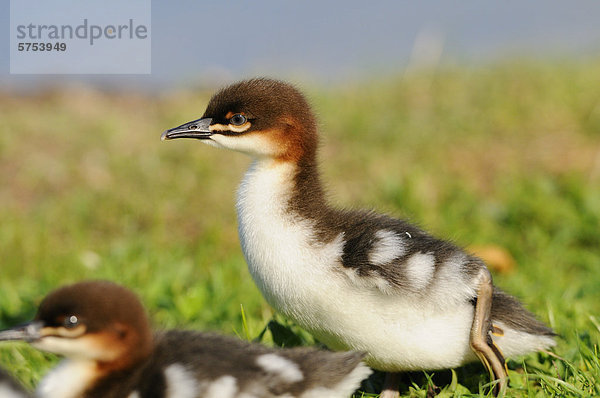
[
  {"left": 161, "top": 78, "right": 556, "bottom": 397},
  {"left": 0, "top": 368, "right": 31, "bottom": 398},
  {"left": 0, "top": 281, "right": 371, "bottom": 398}
]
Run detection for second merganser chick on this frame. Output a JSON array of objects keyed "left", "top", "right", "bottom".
[
  {"left": 0, "top": 280, "right": 371, "bottom": 398},
  {"left": 161, "top": 78, "right": 556, "bottom": 397}
]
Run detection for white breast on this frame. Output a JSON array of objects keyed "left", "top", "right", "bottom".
[{"left": 236, "top": 160, "right": 477, "bottom": 371}]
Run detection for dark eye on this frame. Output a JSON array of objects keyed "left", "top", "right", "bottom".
[
  {"left": 64, "top": 315, "right": 79, "bottom": 329},
  {"left": 229, "top": 114, "right": 247, "bottom": 126}
]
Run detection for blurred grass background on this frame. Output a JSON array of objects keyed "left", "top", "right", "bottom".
[{"left": 0, "top": 60, "right": 599, "bottom": 396}]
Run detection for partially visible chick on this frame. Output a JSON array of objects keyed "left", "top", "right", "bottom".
[
  {"left": 0, "top": 281, "right": 371, "bottom": 398},
  {"left": 0, "top": 368, "right": 31, "bottom": 398}
]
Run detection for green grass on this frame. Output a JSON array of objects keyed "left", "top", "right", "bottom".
[{"left": 0, "top": 59, "right": 599, "bottom": 396}]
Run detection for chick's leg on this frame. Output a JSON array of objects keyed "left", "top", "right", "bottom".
[
  {"left": 470, "top": 268, "right": 508, "bottom": 395},
  {"left": 379, "top": 372, "right": 401, "bottom": 398}
]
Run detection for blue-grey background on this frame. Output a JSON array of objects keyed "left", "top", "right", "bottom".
[{"left": 1, "top": 0, "right": 599, "bottom": 91}]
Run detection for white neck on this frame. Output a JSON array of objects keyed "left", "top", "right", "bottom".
[
  {"left": 236, "top": 159, "right": 344, "bottom": 316},
  {"left": 36, "top": 359, "right": 97, "bottom": 398}
]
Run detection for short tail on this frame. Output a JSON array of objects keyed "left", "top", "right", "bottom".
[
  {"left": 321, "top": 352, "right": 373, "bottom": 398},
  {"left": 490, "top": 287, "right": 556, "bottom": 358},
  {"left": 287, "top": 349, "right": 372, "bottom": 398}
]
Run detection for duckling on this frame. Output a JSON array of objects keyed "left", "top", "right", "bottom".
[
  {"left": 0, "top": 368, "right": 31, "bottom": 398},
  {"left": 0, "top": 280, "right": 371, "bottom": 398},
  {"left": 161, "top": 78, "right": 556, "bottom": 397}
]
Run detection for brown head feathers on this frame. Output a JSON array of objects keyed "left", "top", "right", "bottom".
[
  {"left": 204, "top": 78, "right": 319, "bottom": 162},
  {"left": 36, "top": 280, "right": 153, "bottom": 369}
]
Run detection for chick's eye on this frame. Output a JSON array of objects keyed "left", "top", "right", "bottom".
[
  {"left": 229, "top": 114, "right": 247, "bottom": 126},
  {"left": 64, "top": 315, "right": 79, "bottom": 329}
]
